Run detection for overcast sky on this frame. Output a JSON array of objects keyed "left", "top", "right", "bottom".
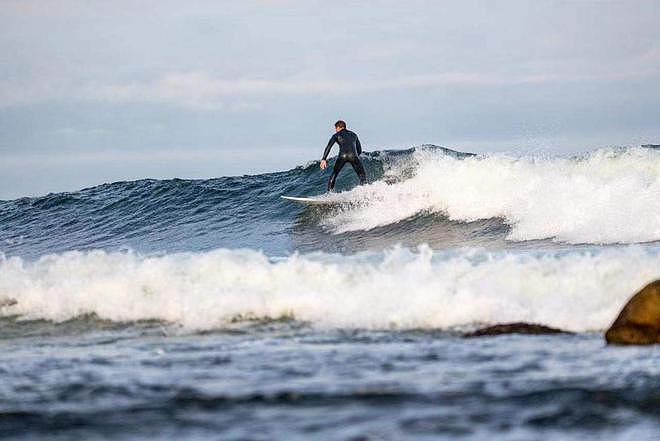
[{"left": 1, "top": 0, "right": 659, "bottom": 199}]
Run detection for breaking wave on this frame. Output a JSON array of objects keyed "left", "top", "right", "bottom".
[
  {"left": 1, "top": 245, "right": 658, "bottom": 331},
  {"left": 1, "top": 146, "right": 658, "bottom": 261},
  {"left": 321, "top": 146, "right": 660, "bottom": 244}
]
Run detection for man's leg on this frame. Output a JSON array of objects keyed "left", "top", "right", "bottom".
[
  {"left": 328, "top": 157, "right": 347, "bottom": 191},
  {"left": 349, "top": 157, "right": 367, "bottom": 185}
]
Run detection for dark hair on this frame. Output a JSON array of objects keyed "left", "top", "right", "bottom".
[{"left": 334, "top": 120, "right": 346, "bottom": 129}]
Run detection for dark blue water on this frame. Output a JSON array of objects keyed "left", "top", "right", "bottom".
[{"left": 1, "top": 145, "right": 659, "bottom": 440}]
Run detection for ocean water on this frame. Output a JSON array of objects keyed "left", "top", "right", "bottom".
[{"left": 1, "top": 145, "right": 659, "bottom": 440}]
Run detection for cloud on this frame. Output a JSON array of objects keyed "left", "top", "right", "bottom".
[
  {"left": 2, "top": 0, "right": 659, "bottom": 111},
  {"left": 0, "top": 78, "right": 67, "bottom": 108},
  {"left": 3, "top": 58, "right": 659, "bottom": 111},
  {"left": 87, "top": 70, "right": 585, "bottom": 110}
]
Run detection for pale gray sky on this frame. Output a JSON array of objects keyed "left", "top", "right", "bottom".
[{"left": 1, "top": 0, "right": 659, "bottom": 199}]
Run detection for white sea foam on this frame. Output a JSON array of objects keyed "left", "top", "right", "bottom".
[
  {"left": 1, "top": 246, "right": 658, "bottom": 331},
  {"left": 323, "top": 147, "right": 660, "bottom": 244}
]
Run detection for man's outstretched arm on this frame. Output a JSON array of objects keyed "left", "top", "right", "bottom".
[
  {"left": 322, "top": 134, "right": 337, "bottom": 161},
  {"left": 320, "top": 134, "right": 337, "bottom": 169},
  {"left": 356, "top": 136, "right": 362, "bottom": 156}
]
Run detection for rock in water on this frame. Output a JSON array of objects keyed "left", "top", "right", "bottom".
[
  {"left": 605, "top": 280, "right": 660, "bottom": 345},
  {"left": 464, "top": 322, "right": 568, "bottom": 338}
]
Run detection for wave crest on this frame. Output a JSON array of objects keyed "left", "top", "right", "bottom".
[{"left": 322, "top": 147, "right": 660, "bottom": 244}]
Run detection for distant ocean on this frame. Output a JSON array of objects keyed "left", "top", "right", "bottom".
[{"left": 1, "top": 145, "right": 659, "bottom": 440}]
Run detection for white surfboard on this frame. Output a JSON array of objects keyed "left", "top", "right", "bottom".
[{"left": 281, "top": 195, "right": 337, "bottom": 205}]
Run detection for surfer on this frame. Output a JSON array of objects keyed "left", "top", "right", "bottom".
[{"left": 320, "top": 120, "right": 367, "bottom": 192}]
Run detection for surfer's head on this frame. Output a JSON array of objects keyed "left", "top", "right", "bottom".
[{"left": 334, "top": 120, "right": 346, "bottom": 132}]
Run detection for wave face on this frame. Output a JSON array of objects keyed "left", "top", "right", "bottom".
[
  {"left": 2, "top": 245, "right": 658, "bottom": 331},
  {"left": 1, "top": 146, "right": 658, "bottom": 260}
]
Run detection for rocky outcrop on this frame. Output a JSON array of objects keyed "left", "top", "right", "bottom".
[
  {"left": 464, "top": 322, "right": 569, "bottom": 338},
  {"left": 605, "top": 280, "right": 660, "bottom": 345}
]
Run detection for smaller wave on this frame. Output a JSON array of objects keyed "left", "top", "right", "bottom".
[
  {"left": 321, "top": 147, "right": 660, "bottom": 244},
  {"left": 1, "top": 246, "right": 658, "bottom": 332}
]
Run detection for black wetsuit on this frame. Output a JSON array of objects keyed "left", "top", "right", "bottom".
[{"left": 322, "top": 129, "right": 367, "bottom": 191}]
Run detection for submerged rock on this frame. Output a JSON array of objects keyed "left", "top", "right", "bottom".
[
  {"left": 605, "top": 280, "right": 660, "bottom": 345},
  {"left": 464, "top": 322, "right": 569, "bottom": 338}
]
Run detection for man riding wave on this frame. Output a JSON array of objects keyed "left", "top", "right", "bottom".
[{"left": 320, "top": 120, "right": 367, "bottom": 192}]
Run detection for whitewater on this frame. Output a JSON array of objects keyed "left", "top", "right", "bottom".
[
  {"left": 1, "top": 245, "right": 659, "bottom": 331},
  {"left": 322, "top": 146, "right": 660, "bottom": 243}
]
